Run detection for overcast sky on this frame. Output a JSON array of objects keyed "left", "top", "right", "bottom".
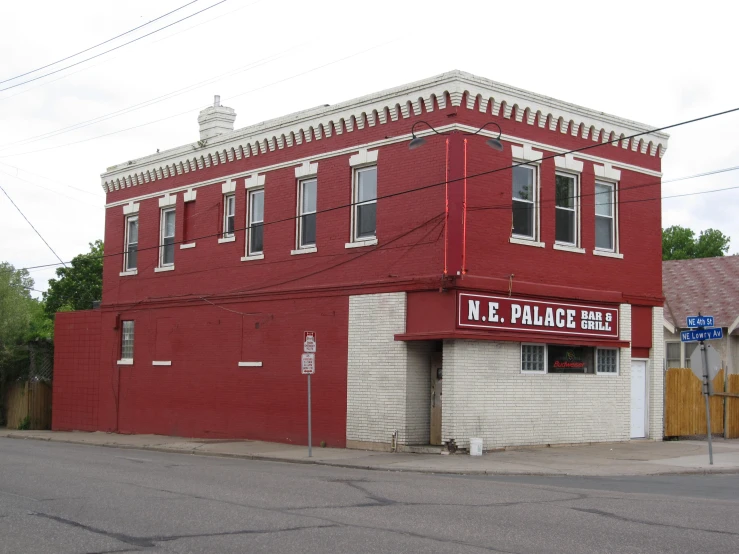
[{"left": 1, "top": 0, "right": 737, "bottom": 297}]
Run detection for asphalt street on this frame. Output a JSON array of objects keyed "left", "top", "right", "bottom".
[{"left": 1, "top": 438, "right": 738, "bottom": 554}]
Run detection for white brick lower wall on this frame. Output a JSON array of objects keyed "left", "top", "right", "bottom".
[
  {"left": 347, "top": 293, "right": 408, "bottom": 445},
  {"left": 649, "top": 306, "right": 665, "bottom": 440}
]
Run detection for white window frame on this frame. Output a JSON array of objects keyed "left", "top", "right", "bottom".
[
  {"left": 222, "top": 193, "right": 235, "bottom": 239},
  {"left": 521, "top": 343, "right": 547, "bottom": 374},
  {"left": 158, "top": 207, "right": 175, "bottom": 268},
  {"left": 246, "top": 188, "right": 264, "bottom": 257},
  {"left": 351, "top": 165, "right": 377, "bottom": 243},
  {"left": 118, "top": 320, "right": 134, "bottom": 364},
  {"left": 666, "top": 341, "right": 682, "bottom": 369},
  {"left": 297, "top": 178, "right": 317, "bottom": 249},
  {"left": 594, "top": 180, "right": 618, "bottom": 253},
  {"left": 595, "top": 348, "right": 619, "bottom": 375},
  {"left": 123, "top": 215, "right": 138, "bottom": 273},
  {"left": 511, "top": 162, "right": 540, "bottom": 242},
  {"left": 554, "top": 171, "right": 580, "bottom": 248}
]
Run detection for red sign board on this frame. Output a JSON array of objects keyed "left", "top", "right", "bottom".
[{"left": 457, "top": 293, "right": 619, "bottom": 339}]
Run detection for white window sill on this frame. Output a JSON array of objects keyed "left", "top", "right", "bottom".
[
  {"left": 345, "top": 238, "right": 377, "bottom": 249},
  {"left": 154, "top": 265, "right": 175, "bottom": 272},
  {"left": 553, "top": 243, "right": 585, "bottom": 254},
  {"left": 509, "top": 236, "right": 545, "bottom": 248},
  {"left": 593, "top": 249, "right": 624, "bottom": 259},
  {"left": 218, "top": 236, "right": 236, "bottom": 244},
  {"left": 595, "top": 372, "right": 620, "bottom": 376},
  {"left": 152, "top": 361, "right": 172, "bottom": 366},
  {"left": 119, "top": 270, "right": 138, "bottom": 277},
  {"left": 238, "top": 361, "right": 263, "bottom": 367},
  {"left": 180, "top": 242, "right": 196, "bottom": 249},
  {"left": 117, "top": 359, "right": 133, "bottom": 366},
  {"left": 241, "top": 254, "right": 264, "bottom": 262},
  {"left": 291, "top": 247, "right": 317, "bottom": 255}
]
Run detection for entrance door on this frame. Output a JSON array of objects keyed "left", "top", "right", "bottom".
[
  {"left": 430, "top": 357, "right": 443, "bottom": 445},
  {"left": 630, "top": 360, "right": 647, "bottom": 438}
]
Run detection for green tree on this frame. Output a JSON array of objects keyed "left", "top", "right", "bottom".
[
  {"left": 0, "top": 262, "right": 33, "bottom": 351},
  {"left": 44, "top": 240, "right": 103, "bottom": 318},
  {"left": 662, "top": 226, "right": 731, "bottom": 260}
]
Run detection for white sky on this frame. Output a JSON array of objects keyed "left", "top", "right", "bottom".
[{"left": 1, "top": 0, "right": 737, "bottom": 297}]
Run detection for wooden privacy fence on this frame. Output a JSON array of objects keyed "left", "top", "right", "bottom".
[
  {"left": 5, "top": 382, "right": 52, "bottom": 430},
  {"left": 665, "top": 368, "right": 739, "bottom": 438}
]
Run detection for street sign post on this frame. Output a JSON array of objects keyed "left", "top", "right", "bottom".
[
  {"left": 302, "top": 333, "right": 316, "bottom": 458},
  {"left": 682, "top": 315, "right": 721, "bottom": 465}
]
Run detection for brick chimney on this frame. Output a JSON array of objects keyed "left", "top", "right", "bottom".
[{"left": 197, "top": 95, "right": 236, "bottom": 140}]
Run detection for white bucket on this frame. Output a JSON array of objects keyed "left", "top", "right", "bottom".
[{"left": 469, "top": 438, "right": 483, "bottom": 456}]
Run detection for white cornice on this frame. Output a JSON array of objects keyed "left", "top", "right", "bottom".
[
  {"left": 104, "top": 124, "right": 662, "bottom": 209},
  {"left": 100, "top": 70, "right": 669, "bottom": 193}
]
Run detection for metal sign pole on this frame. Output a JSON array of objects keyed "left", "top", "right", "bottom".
[
  {"left": 701, "top": 340, "right": 713, "bottom": 465},
  {"left": 307, "top": 373, "right": 312, "bottom": 458}
]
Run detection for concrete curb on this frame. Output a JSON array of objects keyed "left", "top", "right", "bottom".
[{"left": 3, "top": 433, "right": 739, "bottom": 477}]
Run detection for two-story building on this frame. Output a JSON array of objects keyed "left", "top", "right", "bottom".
[{"left": 52, "top": 70, "right": 669, "bottom": 451}]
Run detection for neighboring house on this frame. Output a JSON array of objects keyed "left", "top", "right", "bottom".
[
  {"left": 52, "top": 70, "right": 669, "bottom": 451},
  {"left": 663, "top": 257, "right": 739, "bottom": 373}
]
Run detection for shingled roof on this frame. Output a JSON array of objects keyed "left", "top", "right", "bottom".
[{"left": 663, "top": 256, "right": 739, "bottom": 331}]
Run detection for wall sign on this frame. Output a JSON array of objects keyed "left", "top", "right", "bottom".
[{"left": 457, "top": 293, "right": 619, "bottom": 339}]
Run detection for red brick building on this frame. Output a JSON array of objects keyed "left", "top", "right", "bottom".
[{"left": 53, "top": 71, "right": 669, "bottom": 450}]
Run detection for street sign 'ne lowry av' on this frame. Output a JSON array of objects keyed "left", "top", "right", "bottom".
[{"left": 680, "top": 328, "right": 724, "bottom": 342}]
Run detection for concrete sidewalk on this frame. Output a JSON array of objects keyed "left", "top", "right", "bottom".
[{"left": 2, "top": 429, "right": 738, "bottom": 476}]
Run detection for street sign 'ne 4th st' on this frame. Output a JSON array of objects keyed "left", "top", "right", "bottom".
[
  {"left": 681, "top": 328, "right": 723, "bottom": 342},
  {"left": 687, "top": 315, "right": 714, "bottom": 328}
]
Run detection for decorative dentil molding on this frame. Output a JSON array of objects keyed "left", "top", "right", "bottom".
[{"left": 101, "top": 70, "right": 668, "bottom": 192}]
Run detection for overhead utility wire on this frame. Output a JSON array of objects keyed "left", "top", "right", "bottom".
[
  {"left": 0, "top": 46, "right": 298, "bottom": 151},
  {"left": 13, "top": 104, "right": 739, "bottom": 272},
  {"left": 0, "top": 0, "right": 229, "bottom": 93},
  {"left": 0, "top": 39, "right": 396, "bottom": 158},
  {"left": 0, "top": 184, "right": 67, "bottom": 267},
  {"left": 0, "top": 1, "right": 201, "bottom": 85},
  {"left": 0, "top": 1, "right": 260, "bottom": 102},
  {"left": 15, "top": 164, "right": 739, "bottom": 274}
]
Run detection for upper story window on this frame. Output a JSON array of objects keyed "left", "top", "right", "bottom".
[
  {"left": 512, "top": 165, "right": 537, "bottom": 240},
  {"left": 353, "top": 166, "right": 377, "bottom": 242},
  {"left": 555, "top": 173, "right": 578, "bottom": 246},
  {"left": 595, "top": 181, "right": 616, "bottom": 251},
  {"left": 298, "top": 178, "right": 317, "bottom": 248},
  {"left": 247, "top": 189, "right": 264, "bottom": 256},
  {"left": 223, "top": 194, "right": 235, "bottom": 238},
  {"left": 124, "top": 215, "right": 138, "bottom": 271},
  {"left": 159, "top": 208, "right": 175, "bottom": 267}
]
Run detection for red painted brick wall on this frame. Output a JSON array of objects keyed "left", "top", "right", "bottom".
[
  {"left": 97, "top": 294, "right": 349, "bottom": 446},
  {"left": 52, "top": 310, "right": 102, "bottom": 431},
  {"left": 54, "top": 90, "right": 664, "bottom": 443}
]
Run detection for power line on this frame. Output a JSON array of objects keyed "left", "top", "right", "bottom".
[
  {"left": 14, "top": 162, "right": 739, "bottom": 274},
  {"left": 0, "top": 46, "right": 297, "bottom": 152},
  {"left": 0, "top": 184, "right": 67, "bottom": 267},
  {"left": 0, "top": 1, "right": 259, "bottom": 103},
  {"left": 11, "top": 103, "right": 739, "bottom": 272},
  {"left": 0, "top": 39, "right": 396, "bottom": 159},
  {"left": 0, "top": 1, "right": 201, "bottom": 86},
  {"left": 0, "top": 0, "right": 229, "bottom": 93}
]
